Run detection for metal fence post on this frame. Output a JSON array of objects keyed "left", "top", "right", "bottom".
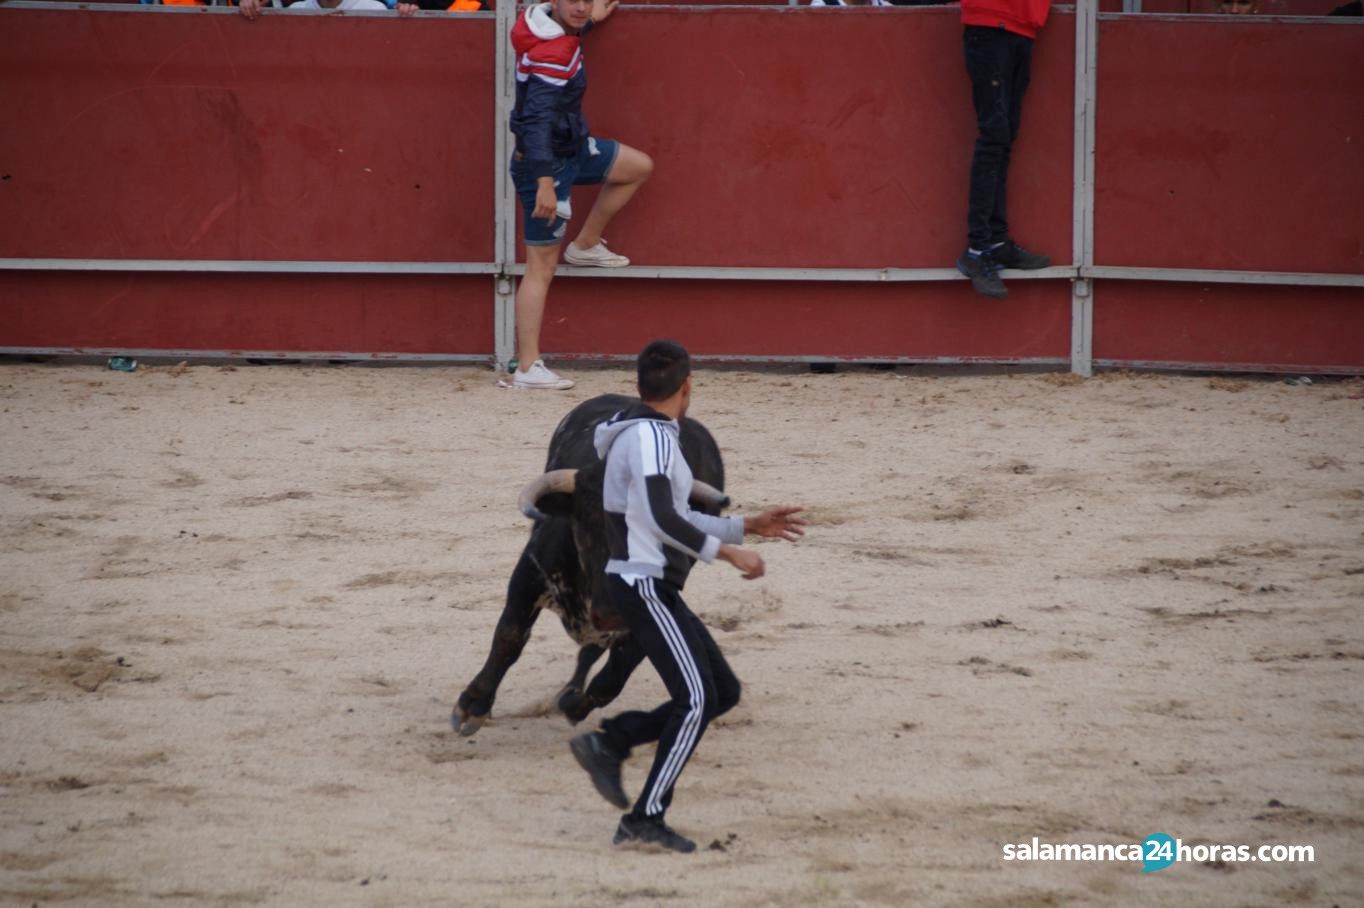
[
  {"left": 493, "top": 0, "right": 517, "bottom": 372},
  {"left": 1071, "top": 0, "right": 1098, "bottom": 377}
]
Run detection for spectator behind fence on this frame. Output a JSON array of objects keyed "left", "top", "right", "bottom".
[
  {"left": 953, "top": 0, "right": 1053, "bottom": 299},
  {"left": 412, "top": 0, "right": 485, "bottom": 8},
  {"left": 1328, "top": 0, "right": 1361, "bottom": 12},
  {"left": 808, "top": 0, "right": 953, "bottom": 5},
  {"left": 498, "top": 0, "right": 654, "bottom": 391},
  {"left": 238, "top": 0, "right": 417, "bottom": 16},
  {"left": 143, "top": 0, "right": 286, "bottom": 6},
  {"left": 1218, "top": 0, "right": 1258, "bottom": 12}
]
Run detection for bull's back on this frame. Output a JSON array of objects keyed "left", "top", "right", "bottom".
[
  {"left": 544, "top": 394, "right": 725, "bottom": 494},
  {"left": 545, "top": 395, "right": 636, "bottom": 472}
]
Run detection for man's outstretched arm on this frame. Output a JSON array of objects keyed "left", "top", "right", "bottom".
[{"left": 642, "top": 474, "right": 722, "bottom": 562}]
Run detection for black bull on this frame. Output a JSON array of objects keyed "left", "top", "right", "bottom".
[{"left": 451, "top": 394, "right": 729, "bottom": 737}]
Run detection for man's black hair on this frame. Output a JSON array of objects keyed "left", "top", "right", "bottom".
[{"left": 637, "top": 339, "right": 691, "bottom": 402}]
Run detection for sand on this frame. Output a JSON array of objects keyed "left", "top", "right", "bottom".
[{"left": 1, "top": 360, "right": 1361, "bottom": 907}]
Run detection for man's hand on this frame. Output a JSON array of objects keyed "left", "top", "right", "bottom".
[
  {"left": 397, "top": 2, "right": 418, "bottom": 14},
  {"left": 718, "top": 544, "right": 765, "bottom": 580},
  {"left": 533, "top": 178, "right": 558, "bottom": 224},
  {"left": 744, "top": 506, "right": 806, "bottom": 542},
  {"left": 238, "top": 0, "right": 264, "bottom": 19},
  {"left": 590, "top": 0, "right": 619, "bottom": 24}
]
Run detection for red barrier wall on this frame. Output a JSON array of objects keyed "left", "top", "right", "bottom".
[
  {"left": 528, "top": 7, "right": 1075, "bottom": 362},
  {"left": 542, "top": 7, "right": 1075, "bottom": 270},
  {"left": 0, "top": 272, "right": 493, "bottom": 355},
  {"left": 1, "top": 6, "right": 1360, "bottom": 370},
  {"left": 1093, "top": 282, "right": 1364, "bottom": 373},
  {"left": 1, "top": 7, "right": 496, "bottom": 356},
  {"left": 1094, "top": 16, "right": 1363, "bottom": 274},
  {"left": 540, "top": 278, "right": 1072, "bottom": 360},
  {"left": 1127, "top": 0, "right": 1348, "bottom": 12},
  {"left": 0, "top": 9, "right": 495, "bottom": 264},
  {"left": 1089, "top": 14, "right": 1362, "bottom": 372}
]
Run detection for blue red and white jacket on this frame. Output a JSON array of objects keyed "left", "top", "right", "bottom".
[
  {"left": 961, "top": 0, "right": 1051, "bottom": 38},
  {"left": 510, "top": 3, "right": 593, "bottom": 180}
]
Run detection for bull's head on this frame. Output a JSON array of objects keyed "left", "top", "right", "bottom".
[
  {"left": 516, "top": 466, "right": 731, "bottom": 636},
  {"left": 518, "top": 470, "right": 730, "bottom": 522}
]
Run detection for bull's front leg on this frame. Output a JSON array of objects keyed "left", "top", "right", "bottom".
[
  {"left": 554, "top": 644, "right": 604, "bottom": 725},
  {"left": 452, "top": 550, "right": 545, "bottom": 737},
  {"left": 559, "top": 634, "right": 645, "bottom": 724}
]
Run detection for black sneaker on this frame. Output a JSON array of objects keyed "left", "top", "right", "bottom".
[
  {"left": 990, "top": 240, "right": 1050, "bottom": 270},
  {"left": 570, "top": 732, "right": 629, "bottom": 809},
  {"left": 956, "top": 250, "right": 1007, "bottom": 299},
  {"left": 612, "top": 813, "right": 697, "bottom": 854}
]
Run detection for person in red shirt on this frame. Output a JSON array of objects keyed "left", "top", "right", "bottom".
[{"left": 955, "top": 0, "right": 1053, "bottom": 299}]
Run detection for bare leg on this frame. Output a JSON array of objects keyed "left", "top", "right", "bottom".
[
  {"left": 570, "top": 144, "right": 653, "bottom": 253},
  {"left": 515, "top": 242, "right": 562, "bottom": 367}
]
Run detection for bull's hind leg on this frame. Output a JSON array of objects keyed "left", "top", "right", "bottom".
[
  {"left": 558, "top": 635, "right": 645, "bottom": 724},
  {"left": 453, "top": 551, "right": 545, "bottom": 737}
]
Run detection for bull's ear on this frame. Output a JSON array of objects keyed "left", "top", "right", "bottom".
[{"left": 534, "top": 491, "right": 575, "bottom": 519}]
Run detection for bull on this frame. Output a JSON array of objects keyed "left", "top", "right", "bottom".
[{"left": 451, "top": 393, "right": 729, "bottom": 737}]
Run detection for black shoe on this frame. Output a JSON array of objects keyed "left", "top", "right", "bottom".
[
  {"left": 570, "top": 732, "right": 629, "bottom": 809},
  {"left": 612, "top": 813, "right": 697, "bottom": 854},
  {"left": 956, "top": 250, "right": 1008, "bottom": 299},
  {"left": 990, "top": 240, "right": 1050, "bottom": 271}
]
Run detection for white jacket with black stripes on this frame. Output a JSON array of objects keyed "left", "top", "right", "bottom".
[{"left": 594, "top": 404, "right": 744, "bottom": 589}]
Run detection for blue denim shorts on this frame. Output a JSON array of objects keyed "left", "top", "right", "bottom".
[{"left": 511, "top": 136, "right": 620, "bottom": 246}]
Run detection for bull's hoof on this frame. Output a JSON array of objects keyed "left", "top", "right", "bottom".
[
  {"left": 557, "top": 686, "right": 595, "bottom": 725},
  {"left": 451, "top": 705, "right": 487, "bottom": 737}
]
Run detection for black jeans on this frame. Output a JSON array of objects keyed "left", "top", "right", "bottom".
[
  {"left": 599, "top": 575, "right": 741, "bottom": 820},
  {"left": 964, "top": 25, "right": 1034, "bottom": 250}
]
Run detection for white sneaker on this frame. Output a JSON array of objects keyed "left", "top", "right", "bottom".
[
  {"left": 563, "top": 239, "right": 630, "bottom": 268},
  {"left": 499, "top": 360, "right": 575, "bottom": 390}
]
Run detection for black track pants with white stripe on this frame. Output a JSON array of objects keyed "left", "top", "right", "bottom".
[{"left": 599, "top": 574, "right": 741, "bottom": 819}]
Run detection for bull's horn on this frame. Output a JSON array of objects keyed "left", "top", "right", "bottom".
[
  {"left": 690, "top": 480, "right": 731, "bottom": 512},
  {"left": 518, "top": 469, "right": 577, "bottom": 520}
]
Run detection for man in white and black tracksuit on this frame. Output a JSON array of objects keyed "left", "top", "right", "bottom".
[{"left": 570, "top": 339, "right": 806, "bottom": 853}]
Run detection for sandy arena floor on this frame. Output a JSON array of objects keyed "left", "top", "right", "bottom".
[{"left": 1, "top": 360, "right": 1361, "bottom": 907}]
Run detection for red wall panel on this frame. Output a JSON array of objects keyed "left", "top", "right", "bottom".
[
  {"left": 0, "top": 9, "right": 494, "bottom": 264},
  {"left": 540, "top": 277, "right": 1072, "bottom": 360},
  {"left": 2, "top": 7, "right": 1358, "bottom": 370},
  {"left": 1093, "top": 282, "right": 1364, "bottom": 372},
  {"left": 1184, "top": 0, "right": 1345, "bottom": 12},
  {"left": 535, "top": 7, "right": 1075, "bottom": 269},
  {"left": 1094, "top": 17, "right": 1364, "bottom": 274},
  {"left": 1, "top": 272, "right": 492, "bottom": 355},
  {"left": 1130, "top": 0, "right": 1348, "bottom": 12}
]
